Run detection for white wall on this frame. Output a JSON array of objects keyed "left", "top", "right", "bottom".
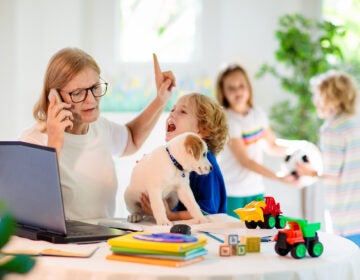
[
  {"left": 0, "top": 0, "right": 322, "bottom": 140},
  {"left": 0, "top": 0, "right": 323, "bottom": 219}
]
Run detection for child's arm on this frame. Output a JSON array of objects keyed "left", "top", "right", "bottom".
[
  {"left": 140, "top": 193, "right": 193, "bottom": 221},
  {"left": 166, "top": 210, "right": 193, "bottom": 221},
  {"left": 228, "top": 136, "right": 294, "bottom": 184},
  {"left": 262, "top": 127, "right": 288, "bottom": 156}
]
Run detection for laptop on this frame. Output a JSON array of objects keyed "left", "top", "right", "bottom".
[{"left": 0, "top": 141, "right": 126, "bottom": 243}]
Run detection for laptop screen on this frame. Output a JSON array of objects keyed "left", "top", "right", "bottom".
[{"left": 0, "top": 141, "right": 67, "bottom": 235}]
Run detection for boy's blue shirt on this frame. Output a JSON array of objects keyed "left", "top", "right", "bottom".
[{"left": 174, "top": 151, "right": 227, "bottom": 214}]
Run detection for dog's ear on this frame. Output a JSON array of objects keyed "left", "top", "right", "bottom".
[{"left": 184, "top": 134, "right": 204, "bottom": 160}]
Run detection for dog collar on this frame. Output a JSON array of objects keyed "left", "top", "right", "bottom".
[{"left": 165, "top": 147, "right": 186, "bottom": 178}]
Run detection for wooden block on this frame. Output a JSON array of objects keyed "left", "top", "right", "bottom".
[
  {"left": 219, "top": 245, "right": 231, "bottom": 257},
  {"left": 231, "top": 245, "right": 237, "bottom": 255},
  {"left": 237, "top": 244, "right": 247, "bottom": 255},
  {"left": 246, "top": 236, "right": 261, "bottom": 252},
  {"left": 239, "top": 236, "right": 247, "bottom": 244},
  {"left": 225, "top": 234, "right": 239, "bottom": 245}
]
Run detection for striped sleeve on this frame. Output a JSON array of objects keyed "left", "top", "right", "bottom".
[{"left": 320, "top": 129, "right": 345, "bottom": 177}]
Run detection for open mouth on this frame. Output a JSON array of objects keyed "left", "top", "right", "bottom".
[{"left": 167, "top": 120, "right": 176, "bottom": 132}]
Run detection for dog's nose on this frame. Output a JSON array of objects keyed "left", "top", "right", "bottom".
[{"left": 209, "top": 165, "right": 213, "bottom": 171}]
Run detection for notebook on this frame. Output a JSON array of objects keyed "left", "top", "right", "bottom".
[
  {"left": 106, "top": 254, "right": 205, "bottom": 267},
  {"left": 108, "top": 232, "right": 207, "bottom": 252},
  {"left": 0, "top": 141, "right": 126, "bottom": 244}
]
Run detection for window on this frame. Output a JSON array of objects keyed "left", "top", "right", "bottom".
[
  {"left": 323, "top": 0, "right": 360, "bottom": 67},
  {"left": 119, "top": 0, "right": 201, "bottom": 63},
  {"left": 101, "top": 0, "right": 211, "bottom": 112}
]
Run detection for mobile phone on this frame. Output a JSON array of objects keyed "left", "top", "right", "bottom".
[{"left": 48, "top": 88, "right": 62, "bottom": 104}]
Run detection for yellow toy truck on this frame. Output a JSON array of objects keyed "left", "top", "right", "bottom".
[{"left": 234, "top": 196, "right": 286, "bottom": 229}]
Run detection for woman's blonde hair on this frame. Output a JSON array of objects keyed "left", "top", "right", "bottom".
[
  {"left": 310, "top": 70, "right": 357, "bottom": 115},
  {"left": 185, "top": 93, "right": 228, "bottom": 155},
  {"left": 33, "top": 47, "right": 101, "bottom": 121},
  {"left": 215, "top": 64, "right": 253, "bottom": 109}
]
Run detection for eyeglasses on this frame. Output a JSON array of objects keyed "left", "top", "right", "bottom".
[{"left": 67, "top": 81, "right": 108, "bottom": 103}]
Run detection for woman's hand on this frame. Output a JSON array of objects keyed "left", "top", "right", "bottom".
[
  {"left": 153, "top": 53, "right": 175, "bottom": 105},
  {"left": 46, "top": 94, "right": 73, "bottom": 154},
  {"left": 140, "top": 193, "right": 153, "bottom": 216}
]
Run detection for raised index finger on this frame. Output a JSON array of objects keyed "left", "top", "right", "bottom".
[{"left": 153, "top": 53, "right": 163, "bottom": 84}]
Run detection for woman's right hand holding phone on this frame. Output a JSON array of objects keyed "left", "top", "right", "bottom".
[{"left": 47, "top": 92, "right": 73, "bottom": 155}]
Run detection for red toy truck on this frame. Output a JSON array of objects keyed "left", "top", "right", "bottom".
[
  {"left": 274, "top": 217, "right": 324, "bottom": 259},
  {"left": 234, "top": 196, "right": 286, "bottom": 229}
]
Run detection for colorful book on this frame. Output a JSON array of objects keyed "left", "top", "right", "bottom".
[
  {"left": 106, "top": 254, "right": 205, "bottom": 267},
  {"left": 110, "top": 246, "right": 206, "bottom": 256},
  {"left": 110, "top": 246, "right": 207, "bottom": 261},
  {"left": 107, "top": 232, "right": 207, "bottom": 253}
]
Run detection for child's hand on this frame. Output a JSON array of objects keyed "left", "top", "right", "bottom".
[
  {"left": 140, "top": 192, "right": 172, "bottom": 218},
  {"left": 140, "top": 193, "right": 153, "bottom": 216},
  {"left": 153, "top": 53, "right": 176, "bottom": 104},
  {"left": 296, "top": 162, "right": 318, "bottom": 177},
  {"left": 280, "top": 174, "right": 303, "bottom": 188}
]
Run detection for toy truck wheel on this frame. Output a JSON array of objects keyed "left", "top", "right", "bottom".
[
  {"left": 308, "top": 241, "right": 324, "bottom": 257},
  {"left": 290, "top": 243, "right": 307, "bottom": 259},
  {"left": 245, "top": 221, "right": 258, "bottom": 229},
  {"left": 275, "top": 216, "right": 286, "bottom": 229},
  {"left": 275, "top": 243, "right": 289, "bottom": 256},
  {"left": 263, "top": 214, "right": 276, "bottom": 229}
]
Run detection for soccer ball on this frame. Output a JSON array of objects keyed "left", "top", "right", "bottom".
[{"left": 280, "top": 141, "right": 322, "bottom": 186}]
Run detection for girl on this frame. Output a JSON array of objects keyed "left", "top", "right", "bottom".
[
  {"left": 141, "top": 93, "right": 228, "bottom": 220},
  {"left": 215, "top": 64, "right": 294, "bottom": 218},
  {"left": 297, "top": 70, "right": 360, "bottom": 242}
]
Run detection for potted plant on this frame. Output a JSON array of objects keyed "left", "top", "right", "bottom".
[
  {"left": 0, "top": 201, "right": 35, "bottom": 277},
  {"left": 256, "top": 13, "right": 346, "bottom": 143}
]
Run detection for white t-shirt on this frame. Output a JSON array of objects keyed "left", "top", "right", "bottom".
[
  {"left": 218, "top": 107, "right": 269, "bottom": 196},
  {"left": 18, "top": 116, "right": 128, "bottom": 220}
]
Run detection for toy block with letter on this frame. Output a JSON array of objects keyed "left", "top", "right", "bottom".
[
  {"left": 237, "top": 244, "right": 246, "bottom": 256},
  {"left": 225, "top": 234, "right": 239, "bottom": 246},
  {"left": 219, "top": 245, "right": 232, "bottom": 257}
]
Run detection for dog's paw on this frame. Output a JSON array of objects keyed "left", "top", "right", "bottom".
[
  {"left": 155, "top": 218, "right": 173, "bottom": 226},
  {"left": 193, "top": 216, "right": 209, "bottom": 224},
  {"left": 127, "top": 213, "right": 143, "bottom": 223}
]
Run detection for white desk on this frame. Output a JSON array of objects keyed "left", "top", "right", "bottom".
[{"left": 4, "top": 218, "right": 360, "bottom": 280}]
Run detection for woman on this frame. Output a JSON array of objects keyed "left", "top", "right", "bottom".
[{"left": 19, "top": 48, "right": 175, "bottom": 220}]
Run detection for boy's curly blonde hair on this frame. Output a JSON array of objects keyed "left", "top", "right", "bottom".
[
  {"left": 184, "top": 93, "right": 228, "bottom": 156},
  {"left": 310, "top": 70, "right": 358, "bottom": 115}
]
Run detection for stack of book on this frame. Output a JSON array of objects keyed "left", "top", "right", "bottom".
[{"left": 106, "top": 232, "right": 208, "bottom": 267}]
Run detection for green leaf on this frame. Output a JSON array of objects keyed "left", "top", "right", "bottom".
[
  {"left": 256, "top": 13, "right": 346, "bottom": 142},
  {"left": 0, "top": 201, "right": 35, "bottom": 276}
]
